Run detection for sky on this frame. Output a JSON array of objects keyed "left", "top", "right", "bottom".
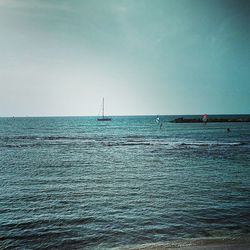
[{"left": 0, "top": 0, "right": 249, "bottom": 116}]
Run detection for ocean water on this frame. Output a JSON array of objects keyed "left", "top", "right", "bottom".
[{"left": 0, "top": 115, "right": 250, "bottom": 249}]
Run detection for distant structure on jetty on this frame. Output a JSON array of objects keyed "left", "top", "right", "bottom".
[{"left": 171, "top": 117, "right": 250, "bottom": 123}]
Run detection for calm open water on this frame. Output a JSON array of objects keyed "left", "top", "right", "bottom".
[{"left": 0, "top": 115, "right": 250, "bottom": 249}]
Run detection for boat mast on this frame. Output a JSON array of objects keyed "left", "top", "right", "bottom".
[{"left": 102, "top": 97, "right": 104, "bottom": 118}]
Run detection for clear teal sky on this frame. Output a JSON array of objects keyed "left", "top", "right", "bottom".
[{"left": 0, "top": 0, "right": 249, "bottom": 116}]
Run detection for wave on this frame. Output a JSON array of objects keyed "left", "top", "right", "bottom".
[
  {"left": 1, "top": 217, "right": 104, "bottom": 231},
  {"left": 103, "top": 140, "right": 245, "bottom": 148},
  {"left": 3, "top": 144, "right": 38, "bottom": 148},
  {"left": 104, "top": 142, "right": 152, "bottom": 147},
  {"left": 179, "top": 142, "right": 244, "bottom": 147},
  {"left": 14, "top": 136, "right": 80, "bottom": 140},
  {"left": 0, "top": 135, "right": 95, "bottom": 141},
  {"left": 0, "top": 134, "right": 246, "bottom": 149}
]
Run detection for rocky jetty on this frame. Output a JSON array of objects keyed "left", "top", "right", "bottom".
[{"left": 171, "top": 117, "right": 250, "bottom": 123}]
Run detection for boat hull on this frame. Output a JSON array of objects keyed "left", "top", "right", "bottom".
[{"left": 97, "top": 118, "right": 112, "bottom": 121}]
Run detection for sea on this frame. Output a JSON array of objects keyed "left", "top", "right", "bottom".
[{"left": 0, "top": 115, "right": 250, "bottom": 249}]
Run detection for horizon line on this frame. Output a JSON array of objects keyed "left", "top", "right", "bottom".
[{"left": 1, "top": 113, "right": 250, "bottom": 118}]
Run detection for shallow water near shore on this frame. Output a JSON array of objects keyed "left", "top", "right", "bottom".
[
  {"left": 0, "top": 115, "right": 250, "bottom": 249},
  {"left": 119, "top": 237, "right": 250, "bottom": 249}
]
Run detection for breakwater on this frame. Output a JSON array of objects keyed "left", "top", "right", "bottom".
[{"left": 171, "top": 117, "right": 250, "bottom": 123}]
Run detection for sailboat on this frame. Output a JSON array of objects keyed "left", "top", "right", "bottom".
[{"left": 97, "top": 98, "right": 112, "bottom": 121}]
